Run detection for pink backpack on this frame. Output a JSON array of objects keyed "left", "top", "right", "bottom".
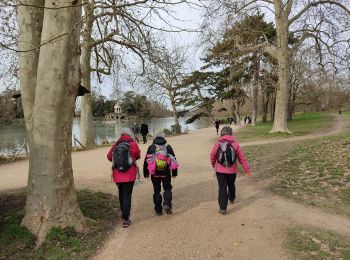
[{"left": 146, "top": 145, "right": 179, "bottom": 175}]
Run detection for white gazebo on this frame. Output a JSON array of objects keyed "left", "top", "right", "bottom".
[
  {"left": 114, "top": 103, "right": 122, "bottom": 114},
  {"left": 105, "top": 103, "right": 127, "bottom": 121}
]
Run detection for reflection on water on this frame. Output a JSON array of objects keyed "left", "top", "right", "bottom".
[{"left": 0, "top": 117, "right": 210, "bottom": 155}]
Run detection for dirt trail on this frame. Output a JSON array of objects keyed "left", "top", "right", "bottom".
[{"left": 0, "top": 114, "right": 348, "bottom": 259}]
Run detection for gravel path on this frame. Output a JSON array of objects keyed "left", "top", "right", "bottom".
[{"left": 0, "top": 115, "right": 348, "bottom": 259}]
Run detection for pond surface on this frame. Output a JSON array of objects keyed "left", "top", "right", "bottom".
[{"left": 0, "top": 117, "right": 210, "bottom": 155}]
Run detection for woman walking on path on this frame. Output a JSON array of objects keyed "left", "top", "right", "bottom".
[
  {"left": 107, "top": 128, "right": 141, "bottom": 228},
  {"left": 144, "top": 132, "right": 178, "bottom": 215},
  {"left": 210, "top": 126, "right": 250, "bottom": 214}
]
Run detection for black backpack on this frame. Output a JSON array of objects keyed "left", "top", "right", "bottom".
[
  {"left": 216, "top": 142, "right": 236, "bottom": 167},
  {"left": 112, "top": 141, "right": 132, "bottom": 172}
]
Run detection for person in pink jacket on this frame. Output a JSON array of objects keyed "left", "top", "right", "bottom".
[
  {"left": 210, "top": 126, "right": 250, "bottom": 214},
  {"left": 107, "top": 128, "right": 141, "bottom": 227}
]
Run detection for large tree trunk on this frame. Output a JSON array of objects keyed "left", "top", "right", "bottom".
[
  {"left": 251, "top": 51, "right": 260, "bottom": 126},
  {"left": 170, "top": 97, "right": 180, "bottom": 132},
  {"left": 270, "top": 3, "right": 291, "bottom": 133},
  {"left": 234, "top": 99, "right": 241, "bottom": 127},
  {"left": 288, "top": 83, "right": 298, "bottom": 121},
  {"left": 261, "top": 92, "right": 268, "bottom": 123},
  {"left": 270, "top": 95, "right": 276, "bottom": 122},
  {"left": 18, "top": 0, "right": 86, "bottom": 245},
  {"left": 80, "top": 45, "right": 94, "bottom": 146},
  {"left": 287, "top": 87, "right": 294, "bottom": 121},
  {"left": 17, "top": 0, "right": 44, "bottom": 149},
  {"left": 167, "top": 88, "right": 180, "bottom": 132},
  {"left": 79, "top": 1, "right": 95, "bottom": 146}
]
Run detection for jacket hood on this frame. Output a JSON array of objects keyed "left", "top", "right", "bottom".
[
  {"left": 219, "top": 135, "right": 236, "bottom": 143},
  {"left": 117, "top": 134, "right": 134, "bottom": 143},
  {"left": 153, "top": 136, "right": 167, "bottom": 145}
]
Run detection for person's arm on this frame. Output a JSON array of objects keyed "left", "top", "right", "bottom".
[
  {"left": 143, "top": 145, "right": 154, "bottom": 178},
  {"left": 130, "top": 142, "right": 141, "bottom": 161},
  {"left": 107, "top": 143, "right": 116, "bottom": 162},
  {"left": 210, "top": 143, "right": 219, "bottom": 168},
  {"left": 235, "top": 143, "right": 250, "bottom": 176},
  {"left": 166, "top": 145, "right": 178, "bottom": 177}
]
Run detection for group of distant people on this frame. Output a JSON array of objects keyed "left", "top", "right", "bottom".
[
  {"left": 131, "top": 121, "right": 149, "bottom": 144},
  {"left": 214, "top": 115, "right": 253, "bottom": 134},
  {"left": 243, "top": 116, "right": 252, "bottom": 124},
  {"left": 107, "top": 124, "right": 250, "bottom": 228}
]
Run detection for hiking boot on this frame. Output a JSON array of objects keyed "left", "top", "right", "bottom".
[
  {"left": 164, "top": 205, "right": 172, "bottom": 214},
  {"left": 229, "top": 200, "right": 235, "bottom": 204},
  {"left": 156, "top": 211, "right": 163, "bottom": 216},
  {"left": 219, "top": 209, "right": 226, "bottom": 215},
  {"left": 122, "top": 219, "right": 131, "bottom": 228}
]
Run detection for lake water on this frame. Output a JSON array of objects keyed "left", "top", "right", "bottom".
[{"left": 0, "top": 117, "right": 210, "bottom": 155}]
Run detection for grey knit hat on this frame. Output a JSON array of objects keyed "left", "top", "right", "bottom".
[
  {"left": 155, "top": 131, "right": 165, "bottom": 138},
  {"left": 221, "top": 126, "right": 233, "bottom": 136},
  {"left": 120, "top": 127, "right": 134, "bottom": 137}
]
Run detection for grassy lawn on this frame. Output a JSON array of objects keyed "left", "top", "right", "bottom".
[
  {"left": 286, "top": 226, "right": 350, "bottom": 259},
  {"left": 270, "top": 112, "right": 350, "bottom": 217},
  {"left": 235, "top": 112, "right": 334, "bottom": 142},
  {"left": 0, "top": 190, "right": 118, "bottom": 260}
]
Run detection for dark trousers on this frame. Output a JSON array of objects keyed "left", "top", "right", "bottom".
[
  {"left": 134, "top": 134, "right": 140, "bottom": 143},
  {"left": 116, "top": 181, "right": 135, "bottom": 220},
  {"left": 216, "top": 127, "right": 219, "bottom": 135},
  {"left": 151, "top": 176, "right": 172, "bottom": 213},
  {"left": 142, "top": 134, "right": 147, "bottom": 144},
  {"left": 216, "top": 173, "right": 237, "bottom": 210}
]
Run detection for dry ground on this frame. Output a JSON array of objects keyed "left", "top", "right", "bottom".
[{"left": 0, "top": 115, "right": 349, "bottom": 259}]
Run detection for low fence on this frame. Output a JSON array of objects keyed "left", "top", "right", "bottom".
[{"left": 0, "top": 138, "right": 28, "bottom": 161}]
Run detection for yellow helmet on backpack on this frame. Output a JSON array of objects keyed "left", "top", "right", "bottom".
[{"left": 155, "top": 158, "right": 168, "bottom": 171}]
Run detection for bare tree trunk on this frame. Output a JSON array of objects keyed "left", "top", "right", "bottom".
[
  {"left": 170, "top": 98, "right": 180, "bottom": 132},
  {"left": 17, "top": 0, "right": 44, "bottom": 149},
  {"left": 251, "top": 52, "right": 260, "bottom": 126},
  {"left": 79, "top": 1, "right": 94, "bottom": 146},
  {"left": 261, "top": 92, "right": 268, "bottom": 123},
  {"left": 18, "top": 1, "right": 86, "bottom": 244},
  {"left": 288, "top": 92, "right": 297, "bottom": 121},
  {"left": 80, "top": 45, "right": 94, "bottom": 146},
  {"left": 234, "top": 99, "right": 241, "bottom": 127},
  {"left": 270, "top": 6, "right": 291, "bottom": 133},
  {"left": 287, "top": 87, "right": 293, "bottom": 121},
  {"left": 270, "top": 96, "right": 276, "bottom": 122}
]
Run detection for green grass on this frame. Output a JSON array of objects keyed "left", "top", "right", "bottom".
[
  {"left": 0, "top": 190, "right": 118, "bottom": 260},
  {"left": 235, "top": 112, "right": 334, "bottom": 142},
  {"left": 286, "top": 226, "right": 350, "bottom": 259},
  {"left": 270, "top": 112, "right": 350, "bottom": 216}
]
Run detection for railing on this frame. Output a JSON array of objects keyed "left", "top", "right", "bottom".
[
  {"left": 10, "top": 138, "right": 28, "bottom": 161},
  {"left": 73, "top": 134, "right": 86, "bottom": 150}
]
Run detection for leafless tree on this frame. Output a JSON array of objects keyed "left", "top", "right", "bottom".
[
  {"left": 134, "top": 44, "right": 188, "bottom": 132},
  {"left": 78, "top": 0, "right": 203, "bottom": 146}
]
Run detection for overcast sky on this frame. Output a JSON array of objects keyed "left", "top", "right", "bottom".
[{"left": 94, "top": 2, "right": 205, "bottom": 99}]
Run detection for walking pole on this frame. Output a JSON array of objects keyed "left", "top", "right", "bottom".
[{"left": 136, "top": 166, "right": 141, "bottom": 184}]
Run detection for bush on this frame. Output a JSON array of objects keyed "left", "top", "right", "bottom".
[
  {"left": 162, "top": 128, "right": 172, "bottom": 136},
  {"left": 171, "top": 124, "right": 181, "bottom": 134}
]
